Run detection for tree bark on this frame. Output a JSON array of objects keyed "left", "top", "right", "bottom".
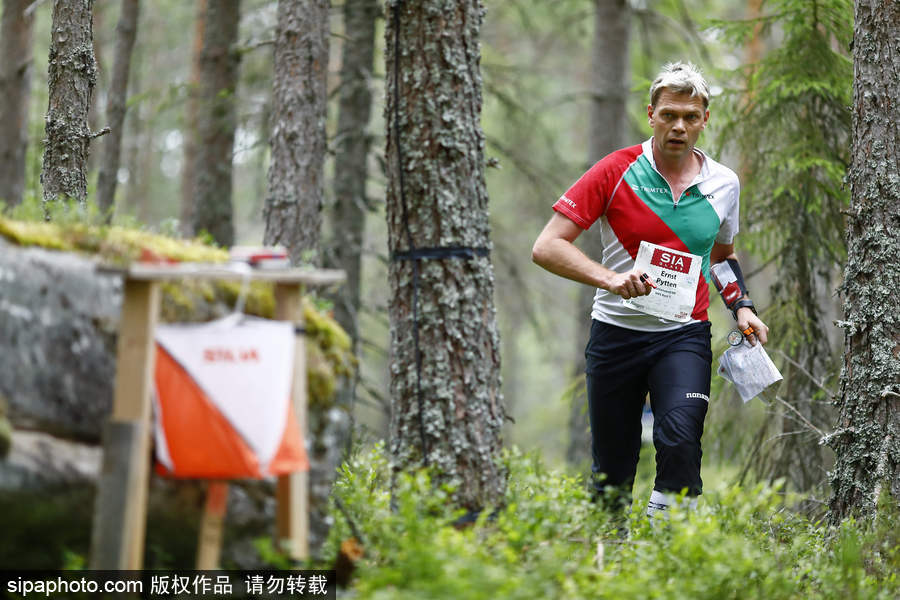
[
  {"left": 829, "top": 0, "right": 900, "bottom": 521},
  {"left": 41, "top": 0, "right": 99, "bottom": 209},
  {"left": 263, "top": 0, "right": 329, "bottom": 265},
  {"left": 180, "top": 0, "right": 207, "bottom": 237},
  {"left": 0, "top": 0, "right": 35, "bottom": 208},
  {"left": 96, "top": 0, "right": 140, "bottom": 219},
  {"left": 88, "top": 0, "right": 105, "bottom": 137},
  {"left": 567, "top": 0, "right": 631, "bottom": 467},
  {"left": 385, "top": 0, "right": 507, "bottom": 511},
  {"left": 328, "top": 0, "right": 379, "bottom": 408},
  {"left": 192, "top": 0, "right": 241, "bottom": 247}
]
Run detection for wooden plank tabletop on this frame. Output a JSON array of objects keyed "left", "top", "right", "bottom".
[{"left": 98, "top": 262, "right": 346, "bottom": 286}]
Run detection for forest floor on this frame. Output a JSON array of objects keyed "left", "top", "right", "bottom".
[{"left": 323, "top": 443, "right": 900, "bottom": 599}]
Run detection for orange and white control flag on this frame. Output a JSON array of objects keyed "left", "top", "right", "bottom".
[{"left": 153, "top": 317, "right": 309, "bottom": 479}]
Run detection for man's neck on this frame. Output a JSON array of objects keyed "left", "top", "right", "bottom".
[{"left": 652, "top": 142, "right": 701, "bottom": 182}]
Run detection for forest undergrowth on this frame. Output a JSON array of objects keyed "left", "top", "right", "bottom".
[{"left": 324, "top": 443, "right": 899, "bottom": 599}]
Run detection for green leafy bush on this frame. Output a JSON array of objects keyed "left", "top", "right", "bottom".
[{"left": 325, "top": 444, "right": 899, "bottom": 599}]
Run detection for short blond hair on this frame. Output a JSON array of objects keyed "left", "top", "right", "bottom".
[{"left": 650, "top": 62, "right": 710, "bottom": 108}]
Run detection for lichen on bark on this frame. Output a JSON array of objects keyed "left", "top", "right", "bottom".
[
  {"left": 828, "top": 0, "right": 900, "bottom": 521},
  {"left": 40, "top": 0, "right": 98, "bottom": 209},
  {"left": 385, "top": 0, "right": 507, "bottom": 511}
]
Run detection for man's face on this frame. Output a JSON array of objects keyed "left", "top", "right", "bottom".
[{"left": 648, "top": 89, "right": 709, "bottom": 163}]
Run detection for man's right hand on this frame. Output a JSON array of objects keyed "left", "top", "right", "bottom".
[
  {"left": 604, "top": 269, "right": 655, "bottom": 299},
  {"left": 532, "top": 214, "right": 657, "bottom": 298}
]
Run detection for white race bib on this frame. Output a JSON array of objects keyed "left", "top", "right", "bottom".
[{"left": 623, "top": 241, "right": 701, "bottom": 322}]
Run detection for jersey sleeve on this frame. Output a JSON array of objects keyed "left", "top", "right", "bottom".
[
  {"left": 715, "top": 173, "right": 740, "bottom": 244},
  {"left": 552, "top": 151, "right": 627, "bottom": 230}
]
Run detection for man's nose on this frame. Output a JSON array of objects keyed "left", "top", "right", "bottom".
[{"left": 673, "top": 118, "right": 686, "bottom": 132}]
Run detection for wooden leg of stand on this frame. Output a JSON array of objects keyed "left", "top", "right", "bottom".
[
  {"left": 90, "top": 280, "right": 160, "bottom": 569},
  {"left": 196, "top": 481, "right": 229, "bottom": 569},
  {"left": 274, "top": 283, "right": 309, "bottom": 562}
]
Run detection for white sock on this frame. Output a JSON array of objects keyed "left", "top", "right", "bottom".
[
  {"left": 647, "top": 490, "right": 699, "bottom": 518},
  {"left": 646, "top": 489, "right": 673, "bottom": 517}
]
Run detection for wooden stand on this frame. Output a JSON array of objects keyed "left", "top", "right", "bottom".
[
  {"left": 89, "top": 264, "right": 344, "bottom": 570},
  {"left": 196, "top": 481, "right": 229, "bottom": 569}
]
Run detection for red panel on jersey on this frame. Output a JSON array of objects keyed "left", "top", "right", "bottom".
[{"left": 552, "top": 145, "right": 643, "bottom": 229}]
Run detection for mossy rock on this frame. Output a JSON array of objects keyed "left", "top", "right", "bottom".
[{"left": 0, "top": 216, "right": 353, "bottom": 412}]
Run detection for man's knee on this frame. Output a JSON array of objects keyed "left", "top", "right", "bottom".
[
  {"left": 652, "top": 403, "right": 707, "bottom": 493},
  {"left": 653, "top": 401, "right": 707, "bottom": 448}
]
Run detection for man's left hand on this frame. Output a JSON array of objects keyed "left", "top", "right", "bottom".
[{"left": 736, "top": 307, "right": 768, "bottom": 346}]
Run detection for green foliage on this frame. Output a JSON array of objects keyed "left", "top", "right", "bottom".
[
  {"left": 252, "top": 537, "right": 297, "bottom": 570},
  {"left": 325, "top": 445, "right": 899, "bottom": 599},
  {"left": 710, "top": 0, "right": 852, "bottom": 310},
  {"left": 0, "top": 487, "right": 95, "bottom": 569}
]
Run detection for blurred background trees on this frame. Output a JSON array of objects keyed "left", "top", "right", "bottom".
[
  {"left": 0, "top": 0, "right": 34, "bottom": 208},
  {"left": 713, "top": 0, "right": 852, "bottom": 505}
]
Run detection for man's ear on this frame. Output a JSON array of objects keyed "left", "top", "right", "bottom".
[{"left": 647, "top": 104, "right": 655, "bottom": 123}]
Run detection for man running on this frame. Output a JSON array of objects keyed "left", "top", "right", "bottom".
[{"left": 532, "top": 62, "right": 769, "bottom": 517}]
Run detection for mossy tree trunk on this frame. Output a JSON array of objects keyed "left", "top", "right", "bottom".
[
  {"left": 263, "top": 0, "right": 329, "bottom": 266},
  {"left": 0, "top": 0, "right": 35, "bottom": 207},
  {"left": 95, "top": 0, "right": 140, "bottom": 220},
  {"left": 328, "top": 0, "right": 379, "bottom": 413},
  {"left": 192, "top": 0, "right": 241, "bottom": 247},
  {"left": 41, "top": 0, "right": 99, "bottom": 209},
  {"left": 385, "top": 0, "right": 507, "bottom": 511},
  {"left": 567, "top": 0, "right": 631, "bottom": 467},
  {"left": 829, "top": 0, "right": 900, "bottom": 521}
]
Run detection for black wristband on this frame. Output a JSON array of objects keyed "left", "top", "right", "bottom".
[
  {"left": 726, "top": 257, "right": 748, "bottom": 297},
  {"left": 731, "top": 298, "right": 757, "bottom": 320}
]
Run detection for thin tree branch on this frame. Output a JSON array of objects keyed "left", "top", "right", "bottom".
[
  {"left": 24, "top": 0, "right": 47, "bottom": 18},
  {"left": 89, "top": 127, "right": 111, "bottom": 140},
  {"left": 775, "top": 349, "right": 836, "bottom": 399},
  {"left": 745, "top": 254, "right": 778, "bottom": 279},
  {"left": 774, "top": 395, "right": 827, "bottom": 438}
]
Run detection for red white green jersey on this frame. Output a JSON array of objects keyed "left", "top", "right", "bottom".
[{"left": 553, "top": 138, "right": 740, "bottom": 331}]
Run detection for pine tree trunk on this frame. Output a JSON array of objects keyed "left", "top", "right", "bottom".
[
  {"left": 192, "top": 0, "right": 241, "bottom": 247},
  {"left": 96, "top": 0, "right": 140, "bottom": 219},
  {"left": 263, "top": 0, "right": 329, "bottom": 265},
  {"left": 0, "top": 0, "right": 35, "bottom": 207},
  {"left": 41, "top": 0, "right": 98, "bottom": 208},
  {"left": 567, "top": 0, "right": 631, "bottom": 467},
  {"left": 829, "top": 0, "right": 900, "bottom": 521},
  {"left": 385, "top": 0, "right": 507, "bottom": 511},
  {"left": 180, "top": 0, "right": 207, "bottom": 237},
  {"left": 329, "top": 0, "right": 378, "bottom": 399}
]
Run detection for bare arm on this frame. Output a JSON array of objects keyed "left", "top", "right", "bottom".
[
  {"left": 710, "top": 242, "right": 769, "bottom": 345},
  {"left": 532, "top": 212, "right": 653, "bottom": 299}
]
